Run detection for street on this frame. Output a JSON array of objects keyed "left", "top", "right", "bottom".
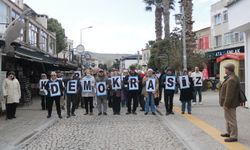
[{"left": 0, "top": 91, "right": 250, "bottom": 150}]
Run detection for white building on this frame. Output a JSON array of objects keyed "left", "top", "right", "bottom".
[
  {"left": 141, "top": 48, "right": 151, "bottom": 67},
  {"left": 227, "top": 0, "right": 250, "bottom": 107},
  {"left": 120, "top": 54, "right": 142, "bottom": 70}
]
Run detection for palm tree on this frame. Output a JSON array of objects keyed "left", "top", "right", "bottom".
[
  {"left": 162, "top": 0, "right": 175, "bottom": 39},
  {"left": 144, "top": 0, "right": 163, "bottom": 41}
]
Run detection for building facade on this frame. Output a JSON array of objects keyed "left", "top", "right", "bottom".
[
  {"left": 120, "top": 54, "right": 142, "bottom": 70},
  {"left": 227, "top": 0, "right": 250, "bottom": 107},
  {"left": 141, "top": 48, "right": 151, "bottom": 68}
]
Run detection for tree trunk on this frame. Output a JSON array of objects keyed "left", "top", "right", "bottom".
[
  {"left": 162, "top": 0, "right": 170, "bottom": 39},
  {"left": 155, "top": 6, "right": 163, "bottom": 41}
]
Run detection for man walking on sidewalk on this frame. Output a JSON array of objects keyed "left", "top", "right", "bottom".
[{"left": 219, "top": 63, "right": 240, "bottom": 142}]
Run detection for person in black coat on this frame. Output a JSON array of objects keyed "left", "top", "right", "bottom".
[{"left": 179, "top": 70, "right": 194, "bottom": 114}]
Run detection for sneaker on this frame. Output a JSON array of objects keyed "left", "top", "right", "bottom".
[
  {"left": 66, "top": 115, "right": 70, "bottom": 118},
  {"left": 188, "top": 112, "right": 192, "bottom": 114},
  {"left": 47, "top": 115, "right": 51, "bottom": 118},
  {"left": 192, "top": 102, "right": 196, "bottom": 105},
  {"left": 170, "top": 112, "right": 175, "bottom": 115},
  {"left": 126, "top": 112, "right": 131, "bottom": 115},
  {"left": 181, "top": 112, "right": 185, "bottom": 114},
  {"left": 132, "top": 112, "right": 137, "bottom": 115},
  {"left": 84, "top": 113, "right": 88, "bottom": 115},
  {"left": 72, "top": 113, "right": 76, "bottom": 116},
  {"left": 145, "top": 112, "right": 148, "bottom": 115},
  {"left": 152, "top": 112, "right": 156, "bottom": 115},
  {"left": 58, "top": 115, "right": 62, "bottom": 119},
  {"left": 199, "top": 102, "right": 203, "bottom": 105},
  {"left": 98, "top": 112, "right": 102, "bottom": 116},
  {"left": 103, "top": 112, "right": 107, "bottom": 115},
  {"left": 117, "top": 112, "right": 120, "bottom": 115},
  {"left": 224, "top": 138, "right": 238, "bottom": 142},
  {"left": 165, "top": 112, "right": 170, "bottom": 116},
  {"left": 220, "top": 133, "right": 230, "bottom": 137}
]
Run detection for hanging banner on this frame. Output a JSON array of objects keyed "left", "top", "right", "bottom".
[
  {"left": 96, "top": 82, "right": 107, "bottom": 96},
  {"left": 67, "top": 80, "right": 78, "bottom": 94},
  {"left": 39, "top": 79, "right": 48, "bottom": 90},
  {"left": 81, "top": 79, "right": 92, "bottom": 92},
  {"left": 194, "top": 75, "right": 203, "bottom": 87},
  {"left": 129, "top": 76, "right": 139, "bottom": 90},
  {"left": 165, "top": 76, "right": 176, "bottom": 90},
  {"left": 74, "top": 71, "right": 81, "bottom": 79},
  {"left": 146, "top": 78, "right": 156, "bottom": 92},
  {"left": 111, "top": 76, "right": 122, "bottom": 90},
  {"left": 49, "top": 82, "right": 61, "bottom": 97},
  {"left": 179, "top": 76, "right": 190, "bottom": 89}
]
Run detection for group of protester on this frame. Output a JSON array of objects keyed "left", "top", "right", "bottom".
[{"left": 37, "top": 66, "right": 205, "bottom": 118}]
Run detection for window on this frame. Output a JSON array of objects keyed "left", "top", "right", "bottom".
[
  {"left": 40, "top": 30, "right": 48, "bottom": 51},
  {"left": 224, "top": 32, "right": 244, "bottom": 46},
  {"left": 0, "top": 1, "right": 9, "bottom": 36},
  {"left": 49, "top": 38, "right": 56, "bottom": 54},
  {"left": 223, "top": 10, "right": 228, "bottom": 23},
  {"left": 29, "top": 23, "right": 38, "bottom": 47},
  {"left": 214, "top": 35, "right": 222, "bottom": 48},
  {"left": 214, "top": 13, "right": 221, "bottom": 25}
]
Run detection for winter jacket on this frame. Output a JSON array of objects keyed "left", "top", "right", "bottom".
[
  {"left": 179, "top": 77, "right": 194, "bottom": 102},
  {"left": 81, "top": 75, "right": 96, "bottom": 97},
  {"left": 2, "top": 78, "right": 21, "bottom": 104}
]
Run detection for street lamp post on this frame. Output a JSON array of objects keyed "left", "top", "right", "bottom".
[
  {"left": 80, "top": 26, "right": 93, "bottom": 45},
  {"left": 175, "top": 5, "right": 187, "bottom": 71}
]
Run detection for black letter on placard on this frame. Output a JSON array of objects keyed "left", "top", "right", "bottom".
[
  {"left": 130, "top": 78, "right": 137, "bottom": 88},
  {"left": 112, "top": 77, "right": 120, "bottom": 88},
  {"left": 51, "top": 84, "right": 59, "bottom": 94},
  {"left": 196, "top": 77, "right": 202, "bottom": 85},
  {"left": 182, "top": 77, "right": 187, "bottom": 87},
  {"left": 167, "top": 78, "right": 174, "bottom": 87},
  {"left": 147, "top": 80, "right": 154, "bottom": 90},
  {"left": 98, "top": 83, "right": 105, "bottom": 93},
  {"left": 84, "top": 80, "right": 91, "bottom": 91},
  {"left": 41, "top": 81, "right": 47, "bottom": 89},
  {"left": 69, "top": 81, "right": 76, "bottom": 92}
]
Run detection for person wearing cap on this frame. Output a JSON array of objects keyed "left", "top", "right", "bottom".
[
  {"left": 95, "top": 69, "right": 109, "bottom": 115},
  {"left": 219, "top": 63, "right": 240, "bottom": 142},
  {"left": 2, "top": 71, "right": 21, "bottom": 119},
  {"left": 191, "top": 67, "right": 204, "bottom": 105},
  {"left": 143, "top": 69, "right": 158, "bottom": 115},
  {"left": 161, "top": 67, "right": 176, "bottom": 115},
  {"left": 39, "top": 73, "right": 48, "bottom": 110}
]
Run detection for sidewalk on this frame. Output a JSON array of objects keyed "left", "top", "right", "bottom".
[
  {"left": 157, "top": 91, "right": 250, "bottom": 150},
  {"left": 0, "top": 97, "right": 58, "bottom": 150}
]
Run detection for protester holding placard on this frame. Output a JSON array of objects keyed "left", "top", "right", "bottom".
[
  {"left": 179, "top": 70, "right": 194, "bottom": 114},
  {"left": 45, "top": 72, "right": 64, "bottom": 119},
  {"left": 124, "top": 67, "right": 142, "bottom": 115},
  {"left": 138, "top": 70, "right": 145, "bottom": 111},
  {"left": 191, "top": 67, "right": 203, "bottom": 105},
  {"left": 38, "top": 73, "right": 48, "bottom": 110},
  {"left": 81, "top": 69, "right": 96, "bottom": 115},
  {"left": 65, "top": 72, "right": 81, "bottom": 118},
  {"left": 121, "top": 70, "right": 129, "bottom": 107},
  {"left": 161, "top": 67, "right": 176, "bottom": 115},
  {"left": 95, "top": 69, "right": 109, "bottom": 116},
  {"left": 143, "top": 69, "right": 158, "bottom": 115},
  {"left": 110, "top": 69, "right": 122, "bottom": 115},
  {"left": 56, "top": 70, "right": 66, "bottom": 110}
]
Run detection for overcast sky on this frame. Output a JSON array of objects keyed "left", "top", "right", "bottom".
[{"left": 24, "top": 0, "right": 219, "bottom": 54}]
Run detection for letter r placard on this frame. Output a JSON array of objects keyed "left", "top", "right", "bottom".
[{"left": 129, "top": 76, "right": 139, "bottom": 90}]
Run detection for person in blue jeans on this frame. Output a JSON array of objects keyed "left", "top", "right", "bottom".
[
  {"left": 143, "top": 69, "right": 158, "bottom": 115},
  {"left": 179, "top": 70, "right": 194, "bottom": 114}
]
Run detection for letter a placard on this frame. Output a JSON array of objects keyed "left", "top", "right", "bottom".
[
  {"left": 67, "top": 80, "right": 77, "bottom": 94},
  {"left": 179, "top": 76, "right": 190, "bottom": 89},
  {"left": 81, "top": 79, "right": 92, "bottom": 93},
  {"left": 96, "top": 82, "right": 107, "bottom": 96},
  {"left": 111, "top": 76, "right": 121, "bottom": 90},
  {"left": 165, "top": 76, "right": 176, "bottom": 90},
  {"left": 146, "top": 78, "right": 156, "bottom": 92},
  {"left": 49, "top": 82, "right": 61, "bottom": 97},
  {"left": 129, "top": 76, "right": 139, "bottom": 90}
]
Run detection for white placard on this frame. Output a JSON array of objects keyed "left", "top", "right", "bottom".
[
  {"left": 146, "top": 78, "right": 156, "bottom": 92},
  {"left": 194, "top": 76, "right": 203, "bottom": 87},
  {"left": 129, "top": 76, "right": 139, "bottom": 90},
  {"left": 111, "top": 76, "right": 122, "bottom": 90},
  {"left": 39, "top": 79, "right": 48, "bottom": 90},
  {"left": 67, "top": 80, "right": 77, "bottom": 94},
  {"left": 96, "top": 82, "right": 107, "bottom": 96},
  {"left": 165, "top": 76, "right": 176, "bottom": 90},
  {"left": 49, "top": 82, "right": 61, "bottom": 97},
  {"left": 74, "top": 71, "right": 81, "bottom": 79},
  {"left": 81, "top": 79, "right": 92, "bottom": 92},
  {"left": 179, "top": 76, "right": 190, "bottom": 89}
]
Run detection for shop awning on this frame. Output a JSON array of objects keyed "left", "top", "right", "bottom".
[{"left": 216, "top": 53, "right": 245, "bottom": 63}]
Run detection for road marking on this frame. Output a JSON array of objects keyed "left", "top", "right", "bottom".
[{"left": 173, "top": 106, "right": 250, "bottom": 150}]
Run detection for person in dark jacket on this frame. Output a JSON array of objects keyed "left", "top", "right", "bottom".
[
  {"left": 111, "top": 70, "right": 122, "bottom": 115},
  {"left": 65, "top": 72, "right": 81, "bottom": 118},
  {"left": 45, "top": 71, "right": 64, "bottom": 119},
  {"left": 161, "top": 67, "right": 176, "bottom": 115},
  {"left": 179, "top": 70, "right": 194, "bottom": 114}
]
